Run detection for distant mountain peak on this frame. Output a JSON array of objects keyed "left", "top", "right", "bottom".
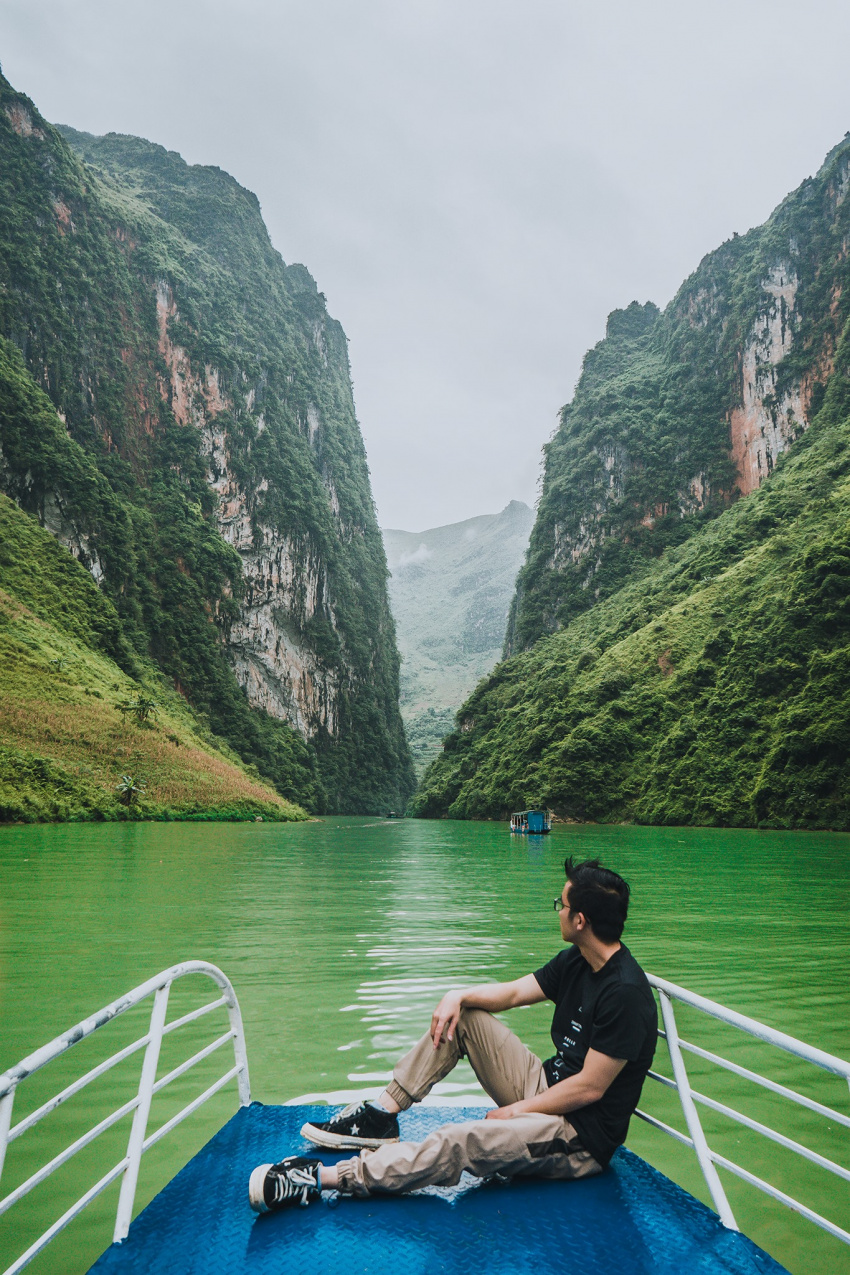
[
  {"left": 383, "top": 498, "right": 533, "bottom": 540},
  {"left": 382, "top": 502, "right": 533, "bottom": 777}
]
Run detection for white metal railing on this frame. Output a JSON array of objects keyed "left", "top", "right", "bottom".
[
  {"left": 639, "top": 974, "right": 850, "bottom": 1245},
  {"left": 0, "top": 961, "right": 251, "bottom": 1275},
  {"left": 2, "top": 967, "right": 847, "bottom": 1268}
]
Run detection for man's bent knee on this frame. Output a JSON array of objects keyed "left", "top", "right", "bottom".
[{"left": 454, "top": 1006, "right": 498, "bottom": 1046}]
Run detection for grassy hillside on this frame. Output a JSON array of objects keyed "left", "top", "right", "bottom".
[
  {"left": 0, "top": 332, "right": 323, "bottom": 810},
  {"left": 0, "top": 495, "right": 306, "bottom": 822},
  {"left": 412, "top": 344, "right": 850, "bottom": 829},
  {"left": 404, "top": 707, "right": 457, "bottom": 780}
]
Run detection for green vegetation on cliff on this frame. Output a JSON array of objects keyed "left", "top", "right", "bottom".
[
  {"left": 0, "top": 72, "right": 412, "bottom": 814},
  {"left": 413, "top": 367, "right": 850, "bottom": 828},
  {"left": 0, "top": 331, "right": 322, "bottom": 810},
  {"left": 0, "top": 494, "right": 306, "bottom": 822},
  {"left": 507, "top": 139, "right": 850, "bottom": 655},
  {"left": 415, "top": 137, "right": 850, "bottom": 830}
]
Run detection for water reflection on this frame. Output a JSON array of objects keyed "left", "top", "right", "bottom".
[
  {"left": 289, "top": 935, "right": 507, "bottom": 1105},
  {"left": 1, "top": 817, "right": 849, "bottom": 1275}
]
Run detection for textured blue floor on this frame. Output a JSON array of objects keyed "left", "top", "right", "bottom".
[{"left": 89, "top": 1104, "right": 788, "bottom": 1275}]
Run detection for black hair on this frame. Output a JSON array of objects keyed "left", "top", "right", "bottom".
[{"left": 564, "top": 857, "right": 630, "bottom": 942}]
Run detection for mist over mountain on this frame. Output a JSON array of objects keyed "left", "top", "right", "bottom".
[{"left": 383, "top": 501, "right": 533, "bottom": 776}]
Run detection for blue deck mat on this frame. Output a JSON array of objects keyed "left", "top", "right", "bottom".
[{"left": 89, "top": 1104, "right": 788, "bottom": 1275}]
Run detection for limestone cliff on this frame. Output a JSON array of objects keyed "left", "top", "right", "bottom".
[
  {"left": 0, "top": 71, "right": 412, "bottom": 812},
  {"left": 507, "top": 137, "right": 850, "bottom": 654}
]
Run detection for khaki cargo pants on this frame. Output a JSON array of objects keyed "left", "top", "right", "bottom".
[{"left": 335, "top": 1007, "right": 603, "bottom": 1196}]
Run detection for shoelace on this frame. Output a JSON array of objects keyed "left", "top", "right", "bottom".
[
  {"left": 271, "top": 1165, "right": 319, "bottom": 1207},
  {"left": 328, "top": 1101, "right": 366, "bottom": 1126}
]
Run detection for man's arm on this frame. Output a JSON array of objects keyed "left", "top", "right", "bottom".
[
  {"left": 485, "top": 1048, "right": 627, "bottom": 1120},
  {"left": 430, "top": 974, "right": 547, "bottom": 1048}
]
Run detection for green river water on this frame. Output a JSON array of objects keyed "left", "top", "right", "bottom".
[{"left": 0, "top": 818, "right": 848, "bottom": 1274}]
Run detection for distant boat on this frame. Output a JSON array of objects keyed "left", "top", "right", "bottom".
[
  {"left": 510, "top": 808, "right": 552, "bottom": 834},
  {"left": 386, "top": 810, "right": 402, "bottom": 819}
]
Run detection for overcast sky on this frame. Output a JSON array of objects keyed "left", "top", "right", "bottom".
[{"left": 3, "top": 1, "right": 850, "bottom": 530}]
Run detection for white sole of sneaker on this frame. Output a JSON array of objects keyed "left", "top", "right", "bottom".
[
  {"left": 248, "top": 1163, "right": 273, "bottom": 1213},
  {"left": 300, "top": 1121, "right": 399, "bottom": 1150}
]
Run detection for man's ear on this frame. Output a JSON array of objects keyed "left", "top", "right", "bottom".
[{"left": 572, "top": 910, "right": 587, "bottom": 931}]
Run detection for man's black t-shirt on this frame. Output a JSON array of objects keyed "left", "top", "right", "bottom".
[{"left": 533, "top": 944, "right": 657, "bottom": 1167}]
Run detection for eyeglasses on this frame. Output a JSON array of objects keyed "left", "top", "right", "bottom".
[{"left": 553, "top": 897, "right": 567, "bottom": 912}]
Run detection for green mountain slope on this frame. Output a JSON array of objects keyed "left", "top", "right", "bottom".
[
  {"left": 507, "top": 138, "right": 850, "bottom": 655},
  {"left": 0, "top": 493, "right": 306, "bottom": 822},
  {"left": 413, "top": 381, "right": 850, "bottom": 827},
  {"left": 414, "top": 142, "right": 850, "bottom": 830},
  {"left": 0, "top": 72, "right": 412, "bottom": 813},
  {"left": 383, "top": 501, "right": 533, "bottom": 776}
]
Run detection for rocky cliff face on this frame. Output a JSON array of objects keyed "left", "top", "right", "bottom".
[
  {"left": 728, "top": 265, "right": 807, "bottom": 493},
  {"left": 413, "top": 138, "right": 850, "bottom": 829},
  {"left": 150, "top": 274, "right": 341, "bottom": 741},
  {"left": 507, "top": 138, "right": 850, "bottom": 654},
  {"left": 0, "top": 72, "right": 412, "bottom": 812}
]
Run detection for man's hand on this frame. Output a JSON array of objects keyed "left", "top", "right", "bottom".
[
  {"left": 429, "top": 975, "right": 547, "bottom": 1050},
  {"left": 486, "top": 1051, "right": 628, "bottom": 1121},
  {"left": 430, "top": 989, "right": 464, "bottom": 1049},
  {"left": 485, "top": 1102, "right": 525, "bottom": 1120}
]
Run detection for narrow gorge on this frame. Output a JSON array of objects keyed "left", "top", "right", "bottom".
[{"left": 383, "top": 501, "right": 533, "bottom": 777}]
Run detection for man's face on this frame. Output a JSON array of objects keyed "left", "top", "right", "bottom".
[{"left": 558, "top": 881, "right": 582, "bottom": 944}]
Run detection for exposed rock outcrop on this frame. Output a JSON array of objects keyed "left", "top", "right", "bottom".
[
  {"left": 0, "top": 71, "right": 413, "bottom": 812},
  {"left": 729, "top": 265, "right": 808, "bottom": 494},
  {"left": 152, "top": 277, "right": 343, "bottom": 739},
  {"left": 507, "top": 140, "right": 850, "bottom": 654}
]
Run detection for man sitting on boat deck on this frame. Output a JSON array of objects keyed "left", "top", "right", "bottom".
[{"left": 249, "top": 856, "right": 657, "bottom": 1211}]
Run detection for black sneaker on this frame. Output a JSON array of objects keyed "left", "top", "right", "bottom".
[
  {"left": 248, "top": 1156, "right": 322, "bottom": 1213},
  {"left": 300, "top": 1100, "right": 400, "bottom": 1150}
]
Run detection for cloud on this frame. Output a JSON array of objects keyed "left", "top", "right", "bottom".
[
  {"left": 398, "top": 544, "right": 432, "bottom": 568},
  {"left": 3, "top": 0, "right": 850, "bottom": 528}
]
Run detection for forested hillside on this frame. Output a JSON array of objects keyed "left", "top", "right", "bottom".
[
  {"left": 0, "top": 71, "right": 413, "bottom": 814},
  {"left": 415, "top": 137, "right": 850, "bottom": 829}
]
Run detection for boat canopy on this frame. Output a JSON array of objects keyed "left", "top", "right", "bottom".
[{"left": 509, "top": 808, "right": 551, "bottom": 833}]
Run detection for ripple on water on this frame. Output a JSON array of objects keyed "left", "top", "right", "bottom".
[{"left": 0, "top": 817, "right": 848, "bottom": 1275}]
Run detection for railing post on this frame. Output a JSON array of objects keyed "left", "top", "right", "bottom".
[
  {"left": 659, "top": 990, "right": 739, "bottom": 1231},
  {"left": 0, "top": 1089, "right": 15, "bottom": 1189},
  {"left": 113, "top": 982, "right": 171, "bottom": 1242},
  {"left": 222, "top": 989, "right": 251, "bottom": 1107}
]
